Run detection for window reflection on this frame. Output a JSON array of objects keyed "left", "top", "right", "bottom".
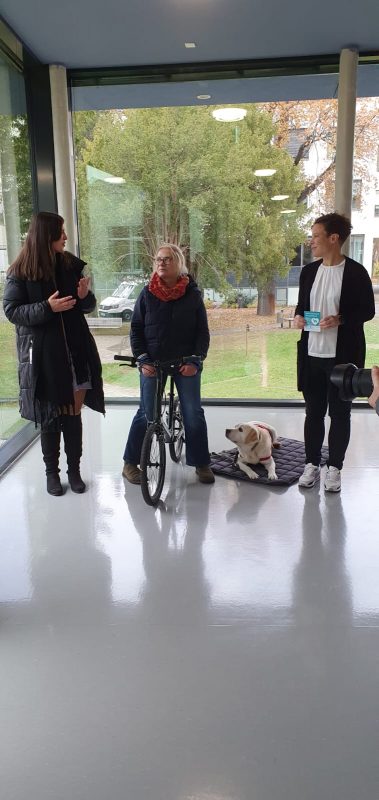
[
  {"left": 72, "top": 96, "right": 378, "bottom": 401},
  {"left": 0, "top": 50, "right": 33, "bottom": 446}
]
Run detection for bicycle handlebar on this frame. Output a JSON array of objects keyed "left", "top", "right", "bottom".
[
  {"left": 152, "top": 356, "right": 202, "bottom": 370},
  {"left": 114, "top": 354, "right": 202, "bottom": 369},
  {"left": 114, "top": 355, "right": 137, "bottom": 366}
]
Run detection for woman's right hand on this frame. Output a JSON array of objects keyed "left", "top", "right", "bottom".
[
  {"left": 48, "top": 290, "right": 77, "bottom": 313},
  {"left": 293, "top": 314, "right": 305, "bottom": 330},
  {"left": 141, "top": 364, "right": 157, "bottom": 377}
]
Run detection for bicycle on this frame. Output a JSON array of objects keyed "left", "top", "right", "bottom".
[{"left": 115, "top": 354, "right": 199, "bottom": 506}]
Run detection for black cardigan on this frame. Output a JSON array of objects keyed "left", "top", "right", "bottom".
[{"left": 295, "top": 257, "right": 375, "bottom": 391}]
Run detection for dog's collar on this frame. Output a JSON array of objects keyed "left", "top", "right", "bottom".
[{"left": 233, "top": 450, "right": 270, "bottom": 465}]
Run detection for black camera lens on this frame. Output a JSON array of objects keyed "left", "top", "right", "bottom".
[
  {"left": 351, "top": 368, "right": 374, "bottom": 399},
  {"left": 330, "top": 363, "right": 374, "bottom": 401}
]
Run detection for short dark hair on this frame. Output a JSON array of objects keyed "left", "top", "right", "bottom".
[{"left": 313, "top": 212, "right": 352, "bottom": 244}]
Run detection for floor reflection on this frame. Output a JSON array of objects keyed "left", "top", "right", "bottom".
[
  {"left": 292, "top": 490, "right": 352, "bottom": 628},
  {"left": 124, "top": 467, "right": 211, "bottom": 625},
  {"left": 29, "top": 492, "right": 113, "bottom": 623}
]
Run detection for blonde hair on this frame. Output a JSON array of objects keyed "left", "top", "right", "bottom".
[{"left": 154, "top": 243, "right": 188, "bottom": 276}]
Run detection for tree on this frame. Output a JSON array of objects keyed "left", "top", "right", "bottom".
[
  {"left": 74, "top": 105, "right": 306, "bottom": 313},
  {"left": 0, "top": 114, "right": 33, "bottom": 263},
  {"left": 260, "top": 98, "right": 379, "bottom": 210}
]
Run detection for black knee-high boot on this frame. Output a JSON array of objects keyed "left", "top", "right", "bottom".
[
  {"left": 41, "top": 428, "right": 64, "bottom": 496},
  {"left": 62, "top": 414, "right": 86, "bottom": 493}
]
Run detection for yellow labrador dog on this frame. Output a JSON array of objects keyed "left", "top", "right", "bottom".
[{"left": 225, "top": 421, "right": 280, "bottom": 481}]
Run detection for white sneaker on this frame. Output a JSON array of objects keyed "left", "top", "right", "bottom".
[
  {"left": 324, "top": 466, "right": 341, "bottom": 493},
  {"left": 299, "top": 463, "right": 321, "bottom": 488}
]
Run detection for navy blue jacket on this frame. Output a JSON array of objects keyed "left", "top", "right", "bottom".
[
  {"left": 130, "top": 276, "right": 210, "bottom": 364},
  {"left": 295, "top": 256, "right": 375, "bottom": 391}
]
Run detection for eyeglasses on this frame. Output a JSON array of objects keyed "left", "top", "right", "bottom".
[{"left": 155, "top": 256, "right": 173, "bottom": 264}]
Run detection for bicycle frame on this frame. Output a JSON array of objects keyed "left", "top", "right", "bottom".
[
  {"left": 148, "top": 365, "right": 178, "bottom": 444},
  {"left": 115, "top": 353, "right": 200, "bottom": 505}
]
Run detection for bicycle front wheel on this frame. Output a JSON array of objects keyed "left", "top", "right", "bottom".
[
  {"left": 168, "top": 398, "right": 185, "bottom": 463},
  {"left": 140, "top": 423, "right": 166, "bottom": 506}
]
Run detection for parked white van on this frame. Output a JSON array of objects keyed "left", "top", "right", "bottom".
[{"left": 98, "top": 281, "right": 145, "bottom": 321}]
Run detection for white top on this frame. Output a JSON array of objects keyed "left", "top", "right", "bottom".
[{"left": 308, "top": 260, "right": 345, "bottom": 358}]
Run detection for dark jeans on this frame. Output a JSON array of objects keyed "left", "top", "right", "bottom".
[
  {"left": 303, "top": 356, "right": 352, "bottom": 470},
  {"left": 123, "top": 369, "right": 210, "bottom": 467}
]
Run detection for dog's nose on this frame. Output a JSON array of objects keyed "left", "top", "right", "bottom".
[{"left": 225, "top": 429, "right": 231, "bottom": 435}]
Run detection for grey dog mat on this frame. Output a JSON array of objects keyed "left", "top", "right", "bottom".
[{"left": 210, "top": 437, "right": 329, "bottom": 486}]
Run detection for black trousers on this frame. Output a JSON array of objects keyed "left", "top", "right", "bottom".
[{"left": 303, "top": 356, "right": 352, "bottom": 470}]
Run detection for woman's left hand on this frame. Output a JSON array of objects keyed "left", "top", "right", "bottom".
[
  {"left": 320, "top": 314, "right": 340, "bottom": 329},
  {"left": 179, "top": 363, "right": 198, "bottom": 377},
  {"left": 77, "top": 276, "right": 91, "bottom": 300}
]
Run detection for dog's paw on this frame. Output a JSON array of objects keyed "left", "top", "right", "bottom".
[
  {"left": 248, "top": 470, "right": 259, "bottom": 480},
  {"left": 268, "top": 473, "right": 277, "bottom": 480}
]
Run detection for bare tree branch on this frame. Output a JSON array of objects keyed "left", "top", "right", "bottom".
[{"left": 297, "top": 158, "right": 336, "bottom": 204}]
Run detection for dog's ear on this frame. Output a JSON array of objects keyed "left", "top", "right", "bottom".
[{"left": 245, "top": 426, "right": 258, "bottom": 444}]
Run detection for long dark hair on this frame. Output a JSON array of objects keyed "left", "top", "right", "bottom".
[{"left": 8, "top": 212, "right": 65, "bottom": 280}]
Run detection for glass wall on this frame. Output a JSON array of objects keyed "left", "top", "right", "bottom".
[
  {"left": 0, "top": 48, "right": 33, "bottom": 446},
  {"left": 351, "top": 98, "right": 379, "bottom": 377},
  {"left": 72, "top": 93, "right": 378, "bottom": 401}
]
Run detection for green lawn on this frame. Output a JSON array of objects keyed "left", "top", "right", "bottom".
[
  {"left": 2, "top": 317, "right": 379, "bottom": 410},
  {"left": 93, "top": 318, "right": 379, "bottom": 400},
  {"left": 101, "top": 329, "right": 301, "bottom": 398},
  {"left": 102, "top": 362, "right": 140, "bottom": 391},
  {"left": 203, "top": 329, "right": 299, "bottom": 398},
  {"left": 0, "top": 320, "right": 19, "bottom": 397}
]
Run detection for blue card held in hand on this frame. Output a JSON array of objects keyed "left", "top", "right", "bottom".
[{"left": 304, "top": 311, "right": 321, "bottom": 332}]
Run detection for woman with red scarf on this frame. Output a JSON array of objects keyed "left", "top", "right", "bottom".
[{"left": 122, "top": 244, "right": 214, "bottom": 485}]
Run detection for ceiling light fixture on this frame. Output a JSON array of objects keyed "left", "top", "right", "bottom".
[
  {"left": 212, "top": 108, "right": 247, "bottom": 122},
  {"left": 254, "top": 169, "right": 277, "bottom": 177},
  {"left": 197, "top": 94, "right": 211, "bottom": 100},
  {"left": 185, "top": 42, "right": 196, "bottom": 48},
  {"left": 271, "top": 194, "right": 290, "bottom": 201}
]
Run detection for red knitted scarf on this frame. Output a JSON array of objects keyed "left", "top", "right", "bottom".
[{"left": 148, "top": 271, "right": 189, "bottom": 302}]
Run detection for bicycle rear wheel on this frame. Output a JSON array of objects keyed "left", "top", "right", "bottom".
[
  {"left": 140, "top": 423, "right": 166, "bottom": 506},
  {"left": 169, "top": 398, "right": 185, "bottom": 463}
]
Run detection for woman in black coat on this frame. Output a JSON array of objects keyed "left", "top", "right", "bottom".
[
  {"left": 122, "top": 243, "right": 214, "bottom": 485},
  {"left": 3, "top": 212, "right": 104, "bottom": 496}
]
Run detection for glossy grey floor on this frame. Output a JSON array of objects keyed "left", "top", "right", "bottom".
[{"left": 1, "top": 406, "right": 379, "bottom": 800}]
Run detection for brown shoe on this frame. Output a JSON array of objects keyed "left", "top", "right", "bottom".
[
  {"left": 195, "top": 465, "right": 215, "bottom": 484},
  {"left": 122, "top": 462, "right": 142, "bottom": 484}
]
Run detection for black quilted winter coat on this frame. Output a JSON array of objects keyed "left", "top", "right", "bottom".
[
  {"left": 3, "top": 254, "right": 105, "bottom": 428},
  {"left": 130, "top": 275, "right": 210, "bottom": 363}
]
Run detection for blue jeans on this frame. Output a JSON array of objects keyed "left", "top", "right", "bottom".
[{"left": 123, "top": 370, "right": 210, "bottom": 467}]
